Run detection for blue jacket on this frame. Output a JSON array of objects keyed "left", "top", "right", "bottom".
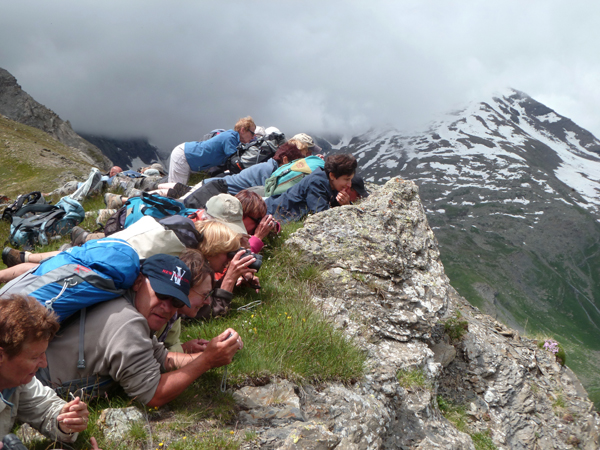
[
  {"left": 204, "top": 159, "right": 278, "bottom": 195},
  {"left": 184, "top": 130, "right": 240, "bottom": 171},
  {"left": 266, "top": 167, "right": 335, "bottom": 224}
]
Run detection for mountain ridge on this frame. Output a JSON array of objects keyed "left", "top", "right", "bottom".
[
  {"left": 0, "top": 67, "right": 112, "bottom": 171},
  {"left": 327, "top": 88, "right": 600, "bottom": 407}
]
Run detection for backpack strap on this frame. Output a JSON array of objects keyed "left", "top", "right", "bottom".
[
  {"left": 12, "top": 203, "right": 57, "bottom": 218},
  {"left": 140, "top": 193, "right": 184, "bottom": 216},
  {"left": 78, "top": 308, "right": 87, "bottom": 369}
]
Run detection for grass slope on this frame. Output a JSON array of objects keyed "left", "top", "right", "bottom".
[{"left": 0, "top": 115, "right": 91, "bottom": 198}]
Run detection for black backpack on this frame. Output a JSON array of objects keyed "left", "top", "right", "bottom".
[
  {"left": 1, "top": 191, "right": 46, "bottom": 223},
  {"left": 226, "top": 131, "right": 285, "bottom": 174},
  {"left": 183, "top": 179, "right": 228, "bottom": 210}
]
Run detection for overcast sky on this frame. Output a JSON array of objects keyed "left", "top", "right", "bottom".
[{"left": 1, "top": 0, "right": 599, "bottom": 153}]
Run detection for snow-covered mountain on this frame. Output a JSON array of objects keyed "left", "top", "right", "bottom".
[
  {"left": 329, "top": 89, "right": 600, "bottom": 406},
  {"left": 340, "top": 89, "right": 600, "bottom": 216}
]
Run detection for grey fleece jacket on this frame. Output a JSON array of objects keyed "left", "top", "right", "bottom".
[
  {"left": 0, "top": 378, "right": 76, "bottom": 443},
  {"left": 43, "top": 291, "right": 169, "bottom": 405}
]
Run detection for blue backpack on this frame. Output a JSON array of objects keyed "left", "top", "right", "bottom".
[
  {"left": 9, "top": 196, "right": 85, "bottom": 248},
  {"left": 0, "top": 238, "right": 140, "bottom": 321},
  {"left": 0, "top": 238, "right": 140, "bottom": 370},
  {"left": 124, "top": 192, "right": 196, "bottom": 229},
  {"left": 264, "top": 156, "right": 325, "bottom": 197}
]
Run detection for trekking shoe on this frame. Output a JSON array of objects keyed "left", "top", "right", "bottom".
[
  {"left": 104, "top": 193, "right": 123, "bottom": 210},
  {"left": 70, "top": 226, "right": 90, "bottom": 247},
  {"left": 2, "top": 247, "right": 24, "bottom": 267},
  {"left": 97, "top": 208, "right": 117, "bottom": 224},
  {"left": 124, "top": 187, "right": 143, "bottom": 198}
]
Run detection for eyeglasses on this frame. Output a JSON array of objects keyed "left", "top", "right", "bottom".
[
  {"left": 155, "top": 293, "right": 186, "bottom": 309},
  {"left": 247, "top": 128, "right": 256, "bottom": 136},
  {"left": 191, "top": 287, "right": 213, "bottom": 303}
]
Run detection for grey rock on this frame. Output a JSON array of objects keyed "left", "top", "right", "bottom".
[
  {"left": 431, "top": 342, "right": 457, "bottom": 367},
  {"left": 240, "top": 178, "right": 598, "bottom": 449},
  {"left": 96, "top": 406, "right": 146, "bottom": 441},
  {"left": 235, "top": 379, "right": 305, "bottom": 425}
]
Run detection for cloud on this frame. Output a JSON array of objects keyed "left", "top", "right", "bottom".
[{"left": 1, "top": 0, "right": 599, "bottom": 152}]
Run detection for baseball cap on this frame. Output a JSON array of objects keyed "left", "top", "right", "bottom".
[
  {"left": 351, "top": 175, "right": 369, "bottom": 198},
  {"left": 205, "top": 194, "right": 248, "bottom": 235},
  {"left": 292, "top": 133, "right": 322, "bottom": 154},
  {"left": 140, "top": 254, "right": 191, "bottom": 307},
  {"left": 292, "top": 133, "right": 315, "bottom": 147}
]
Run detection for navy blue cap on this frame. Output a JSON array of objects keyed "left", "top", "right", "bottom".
[
  {"left": 140, "top": 254, "right": 191, "bottom": 307},
  {"left": 352, "top": 175, "right": 368, "bottom": 198}
]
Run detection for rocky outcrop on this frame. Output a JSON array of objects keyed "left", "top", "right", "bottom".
[
  {"left": 233, "top": 178, "right": 599, "bottom": 449},
  {"left": 0, "top": 67, "right": 111, "bottom": 170}
]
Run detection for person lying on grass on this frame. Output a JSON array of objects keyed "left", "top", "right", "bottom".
[
  {"left": 193, "top": 220, "right": 261, "bottom": 320},
  {"left": 265, "top": 153, "right": 358, "bottom": 224},
  {"left": 32, "top": 254, "right": 243, "bottom": 407},
  {"left": 184, "top": 139, "right": 307, "bottom": 197},
  {"left": 0, "top": 234, "right": 256, "bottom": 354},
  {"left": 0, "top": 295, "right": 93, "bottom": 444}
]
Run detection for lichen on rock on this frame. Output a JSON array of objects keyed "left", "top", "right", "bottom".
[{"left": 235, "top": 178, "right": 599, "bottom": 449}]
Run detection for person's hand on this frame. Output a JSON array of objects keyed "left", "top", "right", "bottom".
[
  {"left": 90, "top": 436, "right": 103, "bottom": 450},
  {"left": 220, "top": 250, "right": 257, "bottom": 292},
  {"left": 336, "top": 189, "right": 351, "bottom": 206},
  {"left": 203, "top": 328, "right": 243, "bottom": 369},
  {"left": 317, "top": 154, "right": 325, "bottom": 160},
  {"left": 57, "top": 397, "right": 90, "bottom": 434},
  {"left": 254, "top": 214, "right": 278, "bottom": 240},
  {"left": 236, "top": 274, "right": 261, "bottom": 293},
  {"left": 182, "top": 338, "right": 209, "bottom": 354}
]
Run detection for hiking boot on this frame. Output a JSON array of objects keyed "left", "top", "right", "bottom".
[
  {"left": 85, "top": 232, "right": 106, "bottom": 243},
  {"left": 97, "top": 209, "right": 117, "bottom": 224},
  {"left": 2, "top": 247, "right": 24, "bottom": 267},
  {"left": 70, "top": 226, "right": 90, "bottom": 247},
  {"left": 104, "top": 193, "right": 123, "bottom": 210},
  {"left": 124, "top": 187, "right": 143, "bottom": 198}
]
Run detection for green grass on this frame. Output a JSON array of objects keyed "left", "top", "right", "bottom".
[
  {"left": 444, "top": 311, "right": 469, "bottom": 341},
  {"left": 0, "top": 115, "right": 90, "bottom": 198},
  {"left": 396, "top": 367, "right": 430, "bottom": 390},
  {"left": 2, "top": 194, "right": 366, "bottom": 449},
  {"left": 437, "top": 396, "right": 498, "bottom": 450},
  {"left": 182, "top": 223, "right": 366, "bottom": 385}
]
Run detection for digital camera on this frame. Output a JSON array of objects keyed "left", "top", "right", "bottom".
[{"left": 227, "top": 248, "right": 263, "bottom": 272}]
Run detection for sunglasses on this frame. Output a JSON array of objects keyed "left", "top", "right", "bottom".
[{"left": 155, "top": 293, "right": 186, "bottom": 309}]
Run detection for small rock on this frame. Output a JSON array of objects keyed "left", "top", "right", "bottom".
[
  {"left": 431, "top": 342, "right": 457, "bottom": 367},
  {"left": 96, "top": 406, "right": 145, "bottom": 441}
]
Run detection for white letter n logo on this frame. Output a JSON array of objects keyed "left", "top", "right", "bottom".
[{"left": 171, "top": 266, "right": 185, "bottom": 286}]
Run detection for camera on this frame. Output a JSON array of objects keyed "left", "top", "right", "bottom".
[
  {"left": 227, "top": 248, "right": 263, "bottom": 272},
  {"left": 2, "top": 434, "right": 28, "bottom": 450}
]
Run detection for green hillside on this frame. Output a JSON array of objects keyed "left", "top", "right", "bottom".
[
  {"left": 0, "top": 115, "right": 92, "bottom": 198},
  {"left": 435, "top": 217, "right": 600, "bottom": 408}
]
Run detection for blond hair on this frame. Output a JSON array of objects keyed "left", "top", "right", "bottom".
[
  {"left": 234, "top": 116, "right": 256, "bottom": 133},
  {"left": 194, "top": 220, "right": 242, "bottom": 257}
]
